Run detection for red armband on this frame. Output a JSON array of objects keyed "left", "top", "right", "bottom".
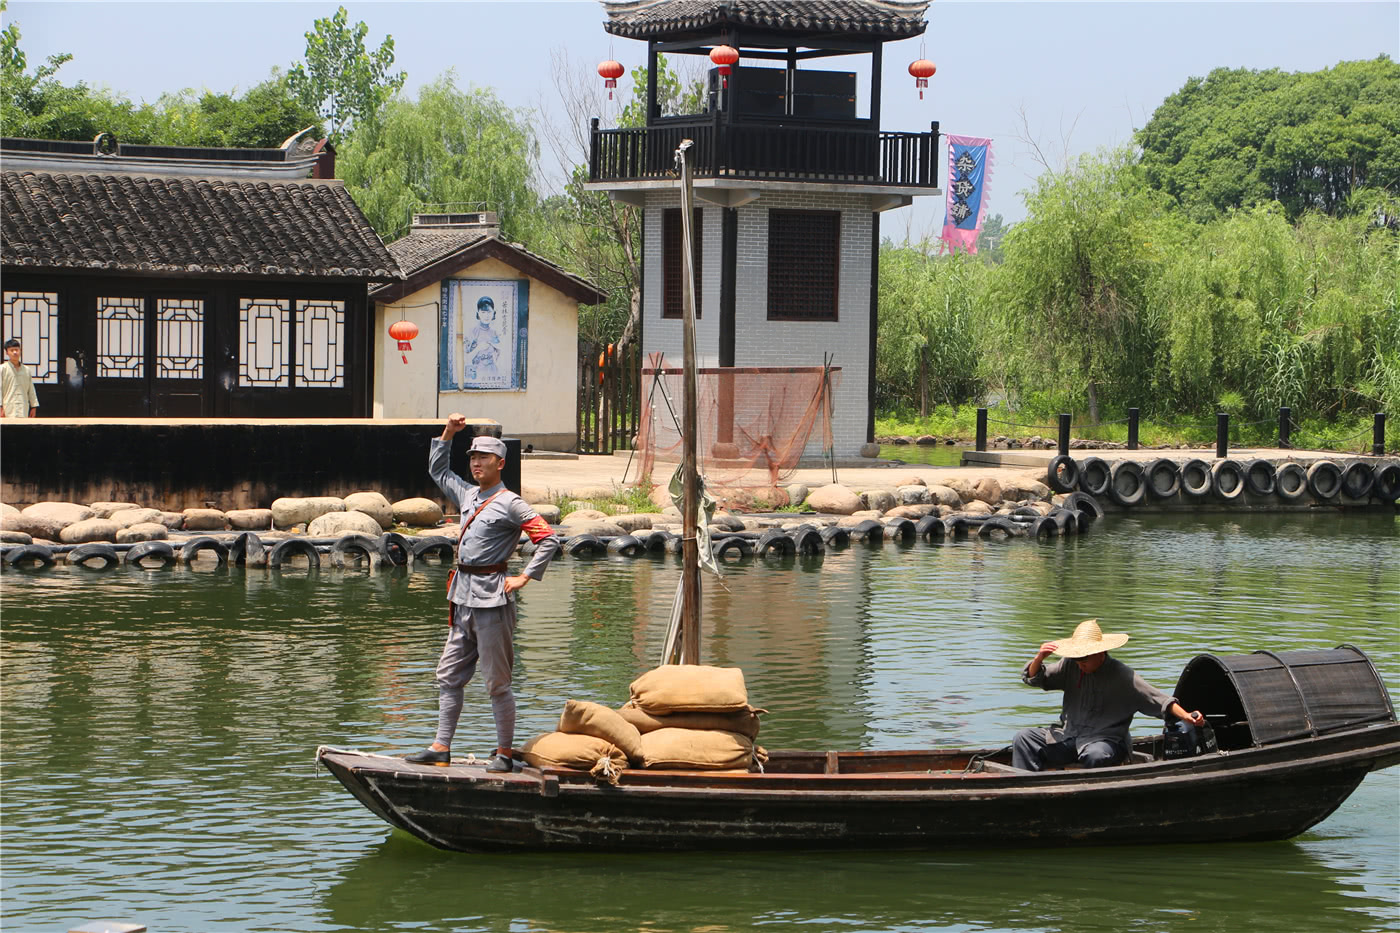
[{"left": 521, "top": 515, "right": 554, "bottom": 544}]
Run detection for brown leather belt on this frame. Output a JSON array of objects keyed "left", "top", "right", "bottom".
[{"left": 457, "top": 562, "right": 507, "bottom": 574}]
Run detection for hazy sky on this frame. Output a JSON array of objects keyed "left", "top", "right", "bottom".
[{"left": 7, "top": 1, "right": 1397, "bottom": 240}]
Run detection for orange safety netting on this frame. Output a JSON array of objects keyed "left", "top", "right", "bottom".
[{"left": 635, "top": 352, "right": 840, "bottom": 490}]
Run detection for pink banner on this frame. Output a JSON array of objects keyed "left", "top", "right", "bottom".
[{"left": 939, "top": 135, "right": 994, "bottom": 254}]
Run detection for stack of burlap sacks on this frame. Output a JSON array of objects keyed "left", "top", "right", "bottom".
[{"left": 520, "top": 665, "right": 766, "bottom": 784}]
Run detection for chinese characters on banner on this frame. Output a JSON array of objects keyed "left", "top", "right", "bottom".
[
  {"left": 938, "top": 135, "right": 994, "bottom": 254},
  {"left": 439, "top": 278, "right": 530, "bottom": 391}
]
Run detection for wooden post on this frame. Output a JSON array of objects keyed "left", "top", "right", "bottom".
[
  {"left": 976, "top": 408, "right": 987, "bottom": 452},
  {"left": 1279, "top": 407, "right": 1291, "bottom": 449},
  {"left": 1374, "top": 413, "right": 1386, "bottom": 456},
  {"left": 1216, "top": 413, "right": 1229, "bottom": 458},
  {"left": 1057, "top": 414, "right": 1071, "bottom": 456},
  {"left": 677, "top": 140, "right": 701, "bottom": 666},
  {"left": 1127, "top": 408, "right": 1139, "bottom": 450}
]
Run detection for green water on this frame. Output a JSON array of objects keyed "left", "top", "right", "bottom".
[
  {"left": 878, "top": 442, "right": 967, "bottom": 467},
  {"left": 3, "top": 512, "right": 1398, "bottom": 932}
]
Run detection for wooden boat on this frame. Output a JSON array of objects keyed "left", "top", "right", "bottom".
[
  {"left": 318, "top": 139, "right": 1398, "bottom": 852},
  {"left": 318, "top": 645, "right": 1399, "bottom": 852}
]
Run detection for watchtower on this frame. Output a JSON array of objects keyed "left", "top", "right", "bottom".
[{"left": 586, "top": 0, "right": 941, "bottom": 456}]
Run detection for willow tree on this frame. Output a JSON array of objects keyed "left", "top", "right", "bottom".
[
  {"left": 338, "top": 75, "right": 543, "bottom": 244},
  {"left": 990, "top": 149, "right": 1177, "bottom": 421}
]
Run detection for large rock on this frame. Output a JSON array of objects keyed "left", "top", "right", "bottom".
[
  {"left": 886, "top": 503, "right": 938, "bottom": 519},
  {"left": 862, "top": 489, "right": 897, "bottom": 513},
  {"left": 561, "top": 508, "right": 610, "bottom": 526},
  {"left": 344, "top": 491, "right": 393, "bottom": 529},
  {"left": 521, "top": 487, "right": 553, "bottom": 504},
  {"left": 944, "top": 478, "right": 979, "bottom": 502},
  {"left": 226, "top": 508, "right": 273, "bottom": 531},
  {"left": 0, "top": 503, "right": 19, "bottom": 520},
  {"left": 838, "top": 510, "right": 886, "bottom": 527},
  {"left": 1002, "top": 473, "right": 1052, "bottom": 501},
  {"left": 391, "top": 497, "right": 443, "bottom": 527},
  {"left": 183, "top": 508, "right": 228, "bottom": 531},
  {"left": 23, "top": 501, "right": 94, "bottom": 526},
  {"left": 272, "top": 496, "right": 346, "bottom": 529},
  {"left": 89, "top": 501, "right": 143, "bottom": 519},
  {"left": 806, "top": 484, "right": 862, "bottom": 515},
  {"left": 784, "top": 483, "right": 809, "bottom": 509},
  {"left": 897, "top": 485, "right": 931, "bottom": 505},
  {"left": 971, "top": 477, "right": 1003, "bottom": 506},
  {"left": 715, "top": 486, "right": 789, "bottom": 512},
  {"left": 648, "top": 484, "right": 675, "bottom": 509},
  {"left": 59, "top": 518, "right": 120, "bottom": 543},
  {"left": 533, "top": 504, "right": 562, "bottom": 524},
  {"left": 308, "top": 511, "right": 383, "bottom": 537},
  {"left": 117, "top": 523, "right": 169, "bottom": 543},
  {"left": 962, "top": 499, "right": 994, "bottom": 516},
  {"left": 562, "top": 520, "right": 627, "bottom": 537},
  {"left": 710, "top": 512, "right": 746, "bottom": 532},
  {"left": 0, "top": 530, "right": 32, "bottom": 544},
  {"left": 886, "top": 474, "right": 926, "bottom": 488},
  {"left": 108, "top": 508, "right": 161, "bottom": 528},
  {"left": 155, "top": 511, "right": 186, "bottom": 530},
  {"left": 613, "top": 513, "right": 655, "bottom": 532},
  {"left": 859, "top": 442, "right": 881, "bottom": 458},
  {"left": 925, "top": 484, "right": 963, "bottom": 508}
]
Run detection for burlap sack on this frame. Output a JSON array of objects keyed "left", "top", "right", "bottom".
[
  {"left": 520, "top": 731, "right": 628, "bottom": 784},
  {"left": 558, "top": 699, "right": 645, "bottom": 764},
  {"left": 637, "top": 727, "right": 755, "bottom": 770},
  {"left": 628, "top": 665, "right": 748, "bottom": 714},
  {"left": 617, "top": 700, "right": 765, "bottom": 740}
]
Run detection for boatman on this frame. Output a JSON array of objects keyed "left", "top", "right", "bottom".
[
  {"left": 404, "top": 414, "right": 560, "bottom": 772},
  {"left": 1013, "top": 619, "right": 1205, "bottom": 771}
]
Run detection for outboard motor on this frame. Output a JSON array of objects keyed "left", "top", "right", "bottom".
[{"left": 1163, "top": 716, "right": 1218, "bottom": 759}]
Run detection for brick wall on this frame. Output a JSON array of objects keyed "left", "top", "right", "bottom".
[{"left": 642, "top": 189, "right": 874, "bottom": 457}]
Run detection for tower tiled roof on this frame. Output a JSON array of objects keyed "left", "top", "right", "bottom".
[{"left": 602, "top": 0, "right": 930, "bottom": 41}]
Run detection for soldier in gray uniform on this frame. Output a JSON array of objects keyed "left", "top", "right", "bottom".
[{"left": 404, "top": 414, "right": 560, "bottom": 772}]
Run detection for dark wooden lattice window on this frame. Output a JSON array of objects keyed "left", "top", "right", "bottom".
[
  {"left": 767, "top": 209, "right": 840, "bottom": 322},
  {"left": 662, "top": 207, "right": 703, "bottom": 319}
]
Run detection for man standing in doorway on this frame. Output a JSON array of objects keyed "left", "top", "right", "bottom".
[
  {"left": 404, "top": 414, "right": 560, "bottom": 772},
  {"left": 1, "top": 338, "right": 38, "bottom": 418}
]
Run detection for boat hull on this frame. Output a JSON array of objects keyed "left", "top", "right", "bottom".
[{"left": 317, "top": 723, "right": 1400, "bottom": 852}]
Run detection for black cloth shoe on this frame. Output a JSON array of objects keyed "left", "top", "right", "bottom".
[
  {"left": 485, "top": 752, "right": 513, "bottom": 773},
  {"left": 403, "top": 747, "right": 450, "bottom": 766}
]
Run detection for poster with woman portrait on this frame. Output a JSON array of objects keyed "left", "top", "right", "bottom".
[{"left": 439, "top": 278, "right": 529, "bottom": 391}]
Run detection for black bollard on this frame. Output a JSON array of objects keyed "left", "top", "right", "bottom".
[
  {"left": 1375, "top": 413, "right": 1386, "bottom": 457},
  {"left": 976, "top": 408, "right": 988, "bottom": 452},
  {"left": 1279, "top": 407, "right": 1291, "bottom": 449},
  {"left": 1127, "top": 408, "right": 1139, "bottom": 450},
  {"left": 1216, "top": 413, "right": 1229, "bottom": 458},
  {"left": 1057, "top": 413, "right": 1071, "bottom": 456}
]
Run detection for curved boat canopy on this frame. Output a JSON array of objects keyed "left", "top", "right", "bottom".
[{"left": 1175, "top": 645, "right": 1396, "bottom": 749}]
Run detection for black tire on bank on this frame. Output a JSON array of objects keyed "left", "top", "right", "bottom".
[
  {"left": 1046, "top": 455, "right": 1079, "bottom": 494},
  {"left": 331, "top": 533, "right": 382, "bottom": 569},
  {"left": 1047, "top": 509, "right": 1077, "bottom": 535},
  {"left": 1029, "top": 516, "right": 1059, "bottom": 540},
  {"left": 1078, "top": 457, "right": 1111, "bottom": 497},
  {"left": 563, "top": 534, "right": 605, "bottom": 558},
  {"left": 977, "top": 515, "right": 1025, "bottom": 540},
  {"left": 818, "top": 526, "right": 850, "bottom": 549},
  {"left": 756, "top": 529, "right": 797, "bottom": 558},
  {"left": 268, "top": 537, "right": 322, "bottom": 570},
  {"left": 411, "top": 535, "right": 455, "bottom": 563},
  {"left": 1145, "top": 459, "right": 1181, "bottom": 499},
  {"left": 180, "top": 536, "right": 229, "bottom": 565},
  {"left": 1061, "top": 492, "right": 1104, "bottom": 521},
  {"left": 125, "top": 540, "right": 176, "bottom": 569},
  {"left": 1180, "top": 459, "right": 1213, "bottom": 498},
  {"left": 713, "top": 536, "right": 753, "bottom": 560},
  {"left": 850, "top": 519, "right": 885, "bottom": 543},
  {"left": 3, "top": 543, "right": 56, "bottom": 569},
  {"left": 1374, "top": 462, "right": 1400, "bottom": 502},
  {"left": 1211, "top": 460, "right": 1246, "bottom": 501},
  {"left": 915, "top": 515, "right": 945, "bottom": 539},
  {"left": 1108, "top": 460, "right": 1147, "bottom": 507},
  {"left": 379, "top": 532, "right": 413, "bottom": 568},
  {"left": 641, "top": 530, "right": 675, "bottom": 554},
  {"left": 229, "top": 531, "right": 266, "bottom": 566},
  {"left": 883, "top": 518, "right": 917, "bottom": 543},
  {"left": 1274, "top": 463, "right": 1308, "bottom": 501},
  {"left": 1243, "top": 459, "right": 1276, "bottom": 497},
  {"left": 1306, "top": 460, "right": 1343, "bottom": 500},
  {"left": 790, "top": 527, "right": 825, "bottom": 556},
  {"left": 943, "top": 517, "right": 970, "bottom": 538},
  {"left": 1340, "top": 461, "right": 1376, "bottom": 500},
  {"left": 607, "top": 534, "right": 644, "bottom": 557},
  {"left": 67, "top": 542, "right": 120, "bottom": 570}
]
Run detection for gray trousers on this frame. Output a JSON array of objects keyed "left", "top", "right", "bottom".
[
  {"left": 1012, "top": 727, "right": 1124, "bottom": 772},
  {"left": 434, "top": 601, "right": 516, "bottom": 751}
]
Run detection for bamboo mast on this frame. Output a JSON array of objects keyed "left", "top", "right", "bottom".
[{"left": 676, "top": 139, "right": 701, "bottom": 665}]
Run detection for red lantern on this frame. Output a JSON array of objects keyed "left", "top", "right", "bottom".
[
  {"left": 710, "top": 45, "right": 739, "bottom": 88},
  {"left": 909, "top": 59, "right": 936, "bottom": 100},
  {"left": 388, "top": 319, "right": 419, "bottom": 365},
  {"left": 598, "top": 60, "right": 625, "bottom": 99}
]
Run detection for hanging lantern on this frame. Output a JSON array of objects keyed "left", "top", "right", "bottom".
[
  {"left": 598, "top": 60, "right": 625, "bottom": 99},
  {"left": 908, "top": 59, "right": 936, "bottom": 100},
  {"left": 388, "top": 319, "right": 419, "bottom": 365},
  {"left": 710, "top": 45, "right": 739, "bottom": 88}
]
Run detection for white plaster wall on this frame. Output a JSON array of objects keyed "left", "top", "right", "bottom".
[
  {"left": 374, "top": 256, "right": 580, "bottom": 448},
  {"left": 640, "top": 189, "right": 873, "bottom": 457}
]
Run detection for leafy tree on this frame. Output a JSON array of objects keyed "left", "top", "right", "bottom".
[
  {"left": 1137, "top": 57, "right": 1400, "bottom": 222},
  {"left": 287, "top": 6, "right": 405, "bottom": 144},
  {"left": 975, "top": 212, "right": 1009, "bottom": 263},
  {"left": 337, "top": 74, "right": 542, "bottom": 244}
]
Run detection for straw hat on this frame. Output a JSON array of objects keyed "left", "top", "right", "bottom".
[{"left": 1053, "top": 619, "right": 1129, "bottom": 658}]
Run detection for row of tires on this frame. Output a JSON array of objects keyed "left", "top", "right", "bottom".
[
  {"left": 1046, "top": 455, "right": 1400, "bottom": 507},
  {"left": 1, "top": 531, "right": 444, "bottom": 572}
]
